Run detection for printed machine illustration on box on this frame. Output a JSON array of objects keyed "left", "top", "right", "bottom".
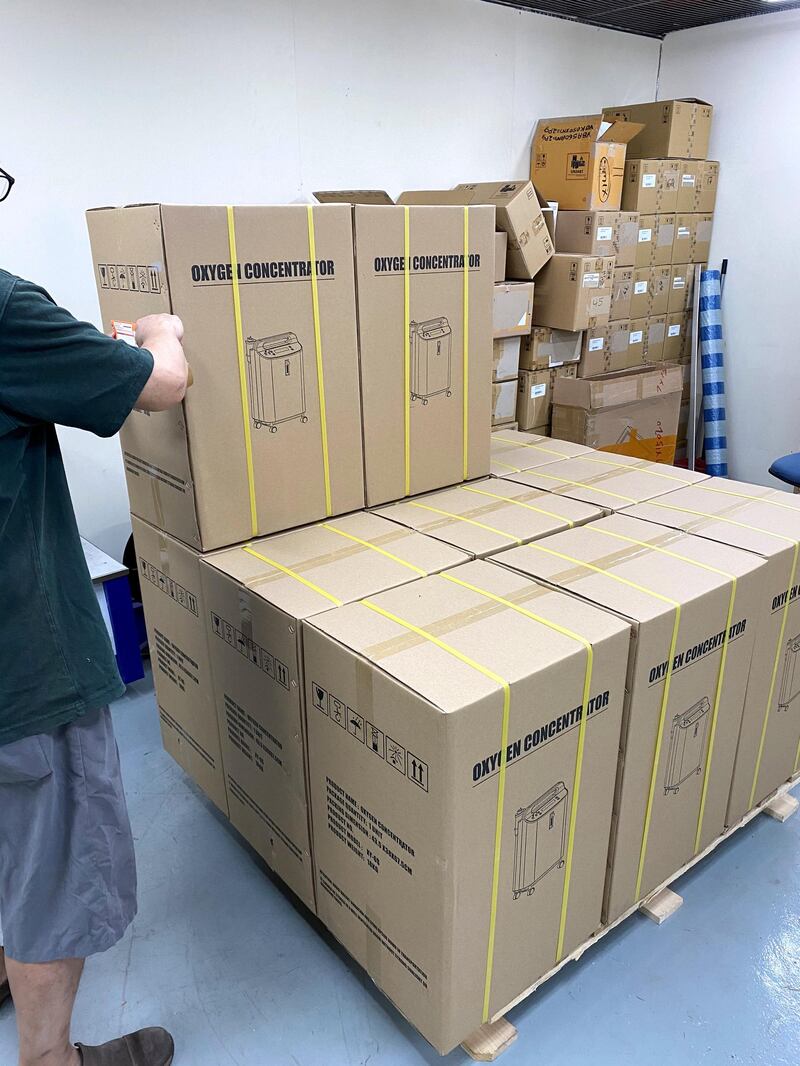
[
  {"left": 778, "top": 635, "right": 800, "bottom": 713},
  {"left": 512, "top": 782, "right": 568, "bottom": 899},
  {"left": 664, "top": 697, "right": 710, "bottom": 795},
  {"left": 246, "top": 332, "right": 308, "bottom": 432},
  {"left": 409, "top": 317, "right": 452, "bottom": 404}
]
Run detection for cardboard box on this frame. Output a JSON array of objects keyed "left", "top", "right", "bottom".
[
  {"left": 668, "top": 264, "right": 693, "bottom": 313},
  {"left": 496, "top": 511, "right": 763, "bottom": 922},
  {"left": 621, "top": 160, "right": 679, "bottom": 214},
  {"left": 672, "top": 215, "right": 694, "bottom": 264},
  {"left": 351, "top": 203, "right": 495, "bottom": 506},
  {"left": 131, "top": 515, "right": 228, "bottom": 814},
  {"left": 492, "top": 380, "right": 518, "bottom": 425},
  {"left": 516, "top": 369, "right": 552, "bottom": 430},
  {"left": 86, "top": 204, "right": 365, "bottom": 550},
  {"left": 375, "top": 477, "right": 603, "bottom": 559},
  {"left": 302, "top": 558, "right": 631, "bottom": 1051},
  {"left": 398, "top": 181, "right": 554, "bottom": 280},
  {"left": 625, "top": 480, "right": 800, "bottom": 825},
  {"left": 675, "top": 162, "right": 701, "bottom": 213},
  {"left": 627, "top": 319, "right": 646, "bottom": 365},
  {"left": 664, "top": 312, "right": 689, "bottom": 362},
  {"left": 532, "top": 254, "right": 614, "bottom": 331},
  {"left": 550, "top": 364, "right": 686, "bottom": 464},
  {"left": 555, "top": 210, "right": 617, "bottom": 257},
  {"left": 603, "top": 99, "right": 713, "bottom": 160},
  {"left": 634, "top": 214, "right": 654, "bottom": 268},
  {"left": 490, "top": 429, "right": 594, "bottom": 475},
  {"left": 579, "top": 319, "right": 632, "bottom": 378},
  {"left": 696, "top": 162, "right": 720, "bottom": 213},
  {"left": 493, "top": 336, "right": 522, "bottom": 381},
  {"left": 645, "top": 315, "right": 667, "bottom": 363},
  {"left": 531, "top": 114, "right": 643, "bottom": 211},
  {"left": 693, "top": 214, "right": 713, "bottom": 265},
  {"left": 610, "top": 267, "right": 633, "bottom": 322},
  {"left": 200, "top": 511, "right": 469, "bottom": 909},
  {"left": 519, "top": 326, "right": 582, "bottom": 371},
  {"left": 649, "top": 265, "right": 672, "bottom": 316},
  {"left": 637, "top": 214, "right": 676, "bottom": 268},
  {"left": 494, "top": 231, "right": 508, "bottom": 282},
  {"left": 629, "top": 267, "right": 651, "bottom": 319},
  {"left": 494, "top": 282, "right": 535, "bottom": 338},
  {"left": 614, "top": 212, "right": 640, "bottom": 268}
]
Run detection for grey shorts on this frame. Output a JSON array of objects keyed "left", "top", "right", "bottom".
[{"left": 0, "top": 706, "right": 137, "bottom": 963}]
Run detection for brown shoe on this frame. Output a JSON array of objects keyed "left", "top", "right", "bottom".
[
  {"left": 76, "top": 1027, "right": 174, "bottom": 1065},
  {"left": 0, "top": 979, "right": 10, "bottom": 1008}
]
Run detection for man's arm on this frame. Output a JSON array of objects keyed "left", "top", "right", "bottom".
[{"left": 133, "top": 314, "right": 189, "bottom": 412}]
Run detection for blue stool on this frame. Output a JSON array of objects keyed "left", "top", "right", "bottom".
[{"left": 770, "top": 452, "right": 800, "bottom": 492}]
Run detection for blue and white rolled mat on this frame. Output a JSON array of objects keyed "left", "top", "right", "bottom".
[{"left": 698, "top": 269, "right": 728, "bottom": 477}]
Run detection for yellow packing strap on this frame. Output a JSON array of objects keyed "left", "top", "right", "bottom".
[
  {"left": 320, "top": 523, "right": 428, "bottom": 576},
  {"left": 527, "top": 540, "right": 681, "bottom": 900},
  {"left": 491, "top": 458, "right": 524, "bottom": 473},
  {"left": 580, "top": 454, "right": 697, "bottom": 485},
  {"left": 407, "top": 500, "right": 522, "bottom": 544},
  {"left": 306, "top": 206, "right": 333, "bottom": 516},
  {"left": 462, "top": 206, "right": 470, "bottom": 481},
  {"left": 360, "top": 596, "right": 510, "bottom": 1023},
  {"left": 226, "top": 206, "right": 259, "bottom": 537},
  {"left": 242, "top": 545, "right": 343, "bottom": 605},
  {"left": 583, "top": 524, "right": 737, "bottom": 852},
  {"left": 440, "top": 571, "right": 594, "bottom": 966},
  {"left": 523, "top": 467, "right": 639, "bottom": 506},
  {"left": 647, "top": 495, "right": 800, "bottom": 796},
  {"left": 404, "top": 206, "right": 412, "bottom": 496},
  {"left": 461, "top": 484, "right": 577, "bottom": 527},
  {"left": 492, "top": 435, "right": 571, "bottom": 460}
]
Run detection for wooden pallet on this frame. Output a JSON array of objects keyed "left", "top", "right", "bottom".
[{"left": 461, "top": 776, "right": 799, "bottom": 1061}]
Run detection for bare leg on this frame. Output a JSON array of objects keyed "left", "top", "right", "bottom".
[{"left": 6, "top": 955, "right": 83, "bottom": 1066}]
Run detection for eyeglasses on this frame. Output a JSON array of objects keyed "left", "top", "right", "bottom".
[{"left": 0, "top": 167, "right": 15, "bottom": 203}]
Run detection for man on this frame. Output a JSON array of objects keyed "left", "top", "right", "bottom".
[{"left": 0, "top": 162, "right": 187, "bottom": 1066}]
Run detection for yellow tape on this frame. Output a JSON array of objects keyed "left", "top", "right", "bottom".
[
  {"left": 407, "top": 501, "right": 521, "bottom": 544},
  {"left": 581, "top": 454, "right": 695, "bottom": 485},
  {"left": 525, "top": 467, "right": 638, "bottom": 505},
  {"left": 360, "top": 597, "right": 510, "bottom": 1023},
  {"left": 242, "top": 545, "right": 343, "bottom": 606},
  {"left": 462, "top": 207, "right": 470, "bottom": 481},
  {"left": 492, "top": 435, "right": 567, "bottom": 459},
  {"left": 404, "top": 206, "right": 411, "bottom": 497},
  {"left": 491, "top": 458, "right": 524, "bottom": 473},
  {"left": 461, "top": 484, "right": 576, "bottom": 527},
  {"left": 321, "top": 523, "right": 427, "bottom": 575},
  {"left": 699, "top": 483, "right": 800, "bottom": 512},
  {"left": 306, "top": 206, "right": 333, "bottom": 516},
  {"left": 645, "top": 498, "right": 800, "bottom": 805},
  {"left": 527, "top": 541, "right": 681, "bottom": 900},
  {"left": 226, "top": 206, "right": 258, "bottom": 537},
  {"left": 440, "top": 572, "right": 594, "bottom": 963},
  {"left": 583, "top": 524, "right": 737, "bottom": 852}
]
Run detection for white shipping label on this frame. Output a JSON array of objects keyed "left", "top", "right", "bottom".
[
  {"left": 531, "top": 383, "right": 548, "bottom": 399},
  {"left": 677, "top": 226, "right": 691, "bottom": 239},
  {"left": 682, "top": 174, "right": 696, "bottom": 186},
  {"left": 638, "top": 228, "right": 653, "bottom": 243},
  {"left": 673, "top": 277, "right": 686, "bottom": 289},
  {"left": 596, "top": 226, "right": 613, "bottom": 242},
  {"left": 668, "top": 324, "right": 681, "bottom": 337},
  {"left": 629, "top": 330, "right": 643, "bottom": 344},
  {"left": 582, "top": 272, "right": 601, "bottom": 288},
  {"left": 642, "top": 173, "right": 657, "bottom": 188},
  {"left": 111, "top": 320, "right": 137, "bottom": 346},
  {"left": 588, "top": 337, "right": 604, "bottom": 352},
  {"left": 634, "top": 281, "right": 648, "bottom": 294}
]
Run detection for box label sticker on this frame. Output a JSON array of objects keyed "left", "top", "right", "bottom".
[
  {"left": 668, "top": 324, "right": 682, "bottom": 337},
  {"left": 531, "top": 383, "right": 548, "bottom": 399},
  {"left": 642, "top": 173, "right": 657, "bottom": 188},
  {"left": 582, "top": 272, "right": 600, "bottom": 288},
  {"left": 682, "top": 174, "right": 696, "bottom": 186},
  {"left": 673, "top": 277, "right": 686, "bottom": 289},
  {"left": 111, "top": 320, "right": 137, "bottom": 347},
  {"left": 596, "top": 226, "right": 613, "bottom": 242},
  {"left": 588, "top": 337, "right": 604, "bottom": 352},
  {"left": 629, "top": 330, "right": 644, "bottom": 344},
  {"left": 677, "top": 226, "right": 691, "bottom": 239},
  {"left": 634, "top": 281, "right": 648, "bottom": 294},
  {"left": 638, "top": 228, "right": 653, "bottom": 243}
]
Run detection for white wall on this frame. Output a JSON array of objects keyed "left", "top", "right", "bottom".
[
  {"left": 1, "top": 0, "right": 660, "bottom": 556},
  {"left": 659, "top": 9, "right": 800, "bottom": 489}
]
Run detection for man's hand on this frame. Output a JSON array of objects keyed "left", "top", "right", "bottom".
[{"left": 133, "top": 314, "right": 189, "bottom": 411}]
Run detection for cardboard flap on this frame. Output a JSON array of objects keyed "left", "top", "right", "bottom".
[
  {"left": 554, "top": 364, "right": 682, "bottom": 409},
  {"left": 396, "top": 188, "right": 469, "bottom": 206},
  {"left": 597, "top": 120, "right": 646, "bottom": 145},
  {"left": 534, "top": 115, "right": 601, "bottom": 149},
  {"left": 313, "top": 189, "right": 394, "bottom": 205}
]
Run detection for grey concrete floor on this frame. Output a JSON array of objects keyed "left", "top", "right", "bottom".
[{"left": 2, "top": 669, "right": 800, "bottom": 1064}]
